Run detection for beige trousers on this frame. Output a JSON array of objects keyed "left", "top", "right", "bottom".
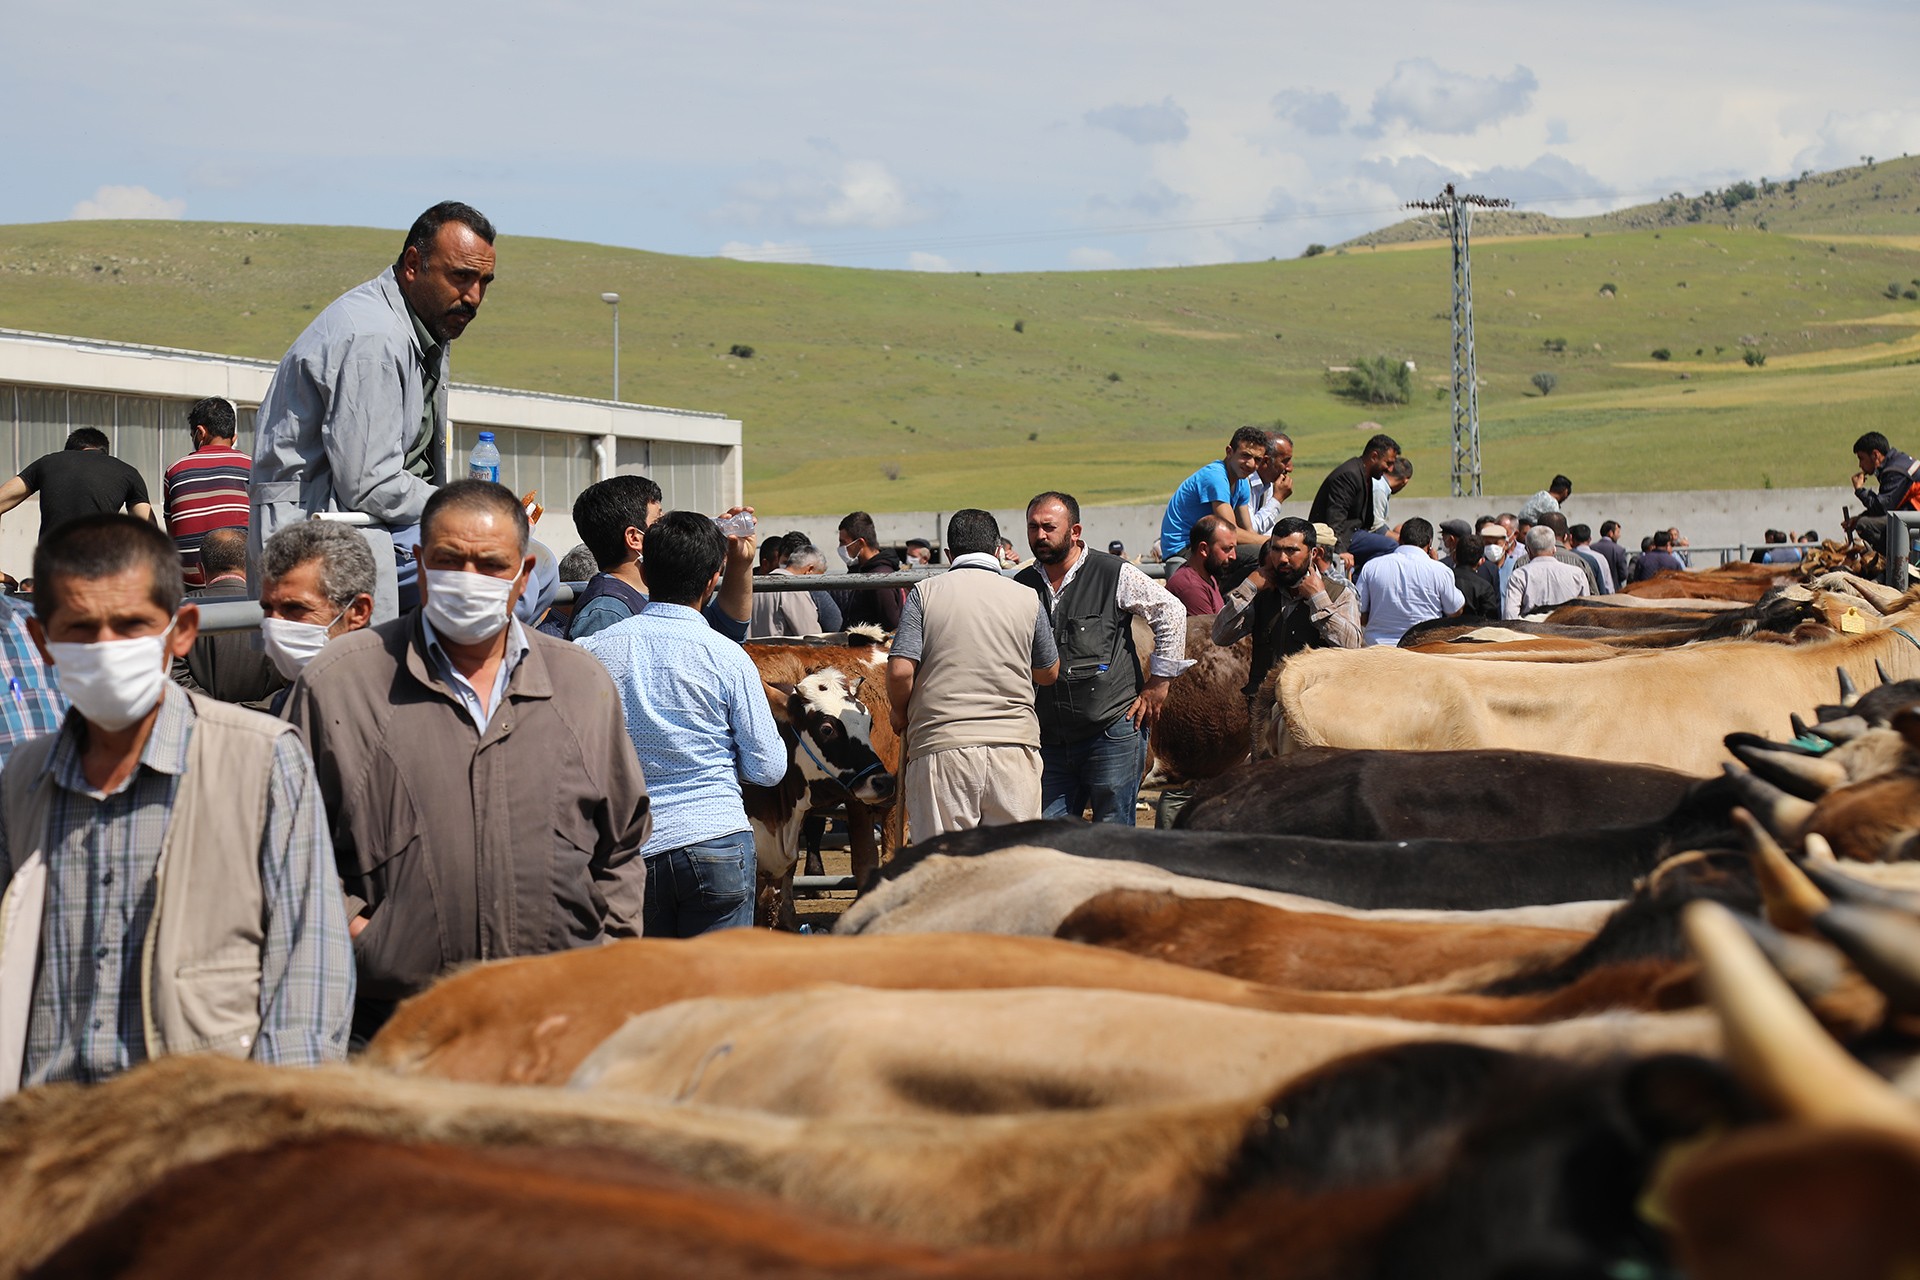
[{"left": 904, "top": 744, "right": 1042, "bottom": 842}]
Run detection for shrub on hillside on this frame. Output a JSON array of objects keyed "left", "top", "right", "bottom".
[
  {"left": 1013, "top": 319, "right": 1025, "bottom": 333},
  {"left": 1334, "top": 355, "right": 1412, "bottom": 405},
  {"left": 1742, "top": 347, "right": 1767, "bottom": 367},
  {"left": 1542, "top": 337, "right": 1567, "bottom": 353},
  {"left": 1598, "top": 282, "right": 1618, "bottom": 298},
  {"left": 1651, "top": 348, "right": 1671, "bottom": 361},
  {"left": 1531, "top": 372, "right": 1558, "bottom": 396},
  {"left": 1302, "top": 244, "right": 1327, "bottom": 258},
  {"left": 729, "top": 343, "right": 755, "bottom": 359}
]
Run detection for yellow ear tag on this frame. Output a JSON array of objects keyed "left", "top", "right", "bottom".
[{"left": 1840, "top": 608, "right": 1867, "bottom": 634}]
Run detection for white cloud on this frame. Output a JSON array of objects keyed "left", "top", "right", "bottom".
[
  {"left": 718, "top": 239, "right": 814, "bottom": 262},
  {"left": 906, "top": 251, "right": 955, "bottom": 271},
  {"left": 69, "top": 184, "right": 185, "bottom": 220},
  {"left": 1354, "top": 151, "right": 1609, "bottom": 206},
  {"left": 1792, "top": 108, "right": 1920, "bottom": 172},
  {"left": 1067, "top": 246, "right": 1119, "bottom": 268},
  {"left": 716, "top": 157, "right": 936, "bottom": 231},
  {"left": 1085, "top": 97, "right": 1190, "bottom": 145},
  {"left": 1271, "top": 89, "right": 1348, "bottom": 136},
  {"left": 1365, "top": 59, "right": 1538, "bottom": 135}
]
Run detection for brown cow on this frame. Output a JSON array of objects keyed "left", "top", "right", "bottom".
[
  {"left": 747, "top": 633, "right": 899, "bottom": 919},
  {"left": 1055, "top": 888, "right": 1588, "bottom": 991},
  {"left": 1145, "top": 615, "right": 1252, "bottom": 783}
]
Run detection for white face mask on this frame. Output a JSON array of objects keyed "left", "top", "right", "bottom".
[
  {"left": 46, "top": 619, "right": 176, "bottom": 732},
  {"left": 260, "top": 610, "right": 346, "bottom": 681},
  {"left": 837, "top": 543, "right": 857, "bottom": 567},
  {"left": 423, "top": 568, "right": 520, "bottom": 645},
  {"left": 1482, "top": 542, "right": 1505, "bottom": 564}
]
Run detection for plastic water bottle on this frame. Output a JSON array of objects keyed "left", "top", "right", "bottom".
[
  {"left": 468, "top": 431, "right": 501, "bottom": 483},
  {"left": 714, "top": 510, "right": 757, "bottom": 538}
]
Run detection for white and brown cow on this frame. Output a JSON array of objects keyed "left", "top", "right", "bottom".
[{"left": 746, "top": 669, "right": 894, "bottom": 928}]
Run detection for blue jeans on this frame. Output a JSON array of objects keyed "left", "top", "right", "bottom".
[
  {"left": 642, "top": 830, "right": 756, "bottom": 938},
  {"left": 1041, "top": 717, "right": 1149, "bottom": 826}
]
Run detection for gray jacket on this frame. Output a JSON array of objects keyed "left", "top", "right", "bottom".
[
  {"left": 249, "top": 267, "right": 447, "bottom": 547},
  {"left": 283, "top": 615, "right": 651, "bottom": 1002}
]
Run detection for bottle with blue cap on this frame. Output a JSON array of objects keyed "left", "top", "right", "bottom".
[{"left": 468, "top": 431, "right": 501, "bottom": 483}]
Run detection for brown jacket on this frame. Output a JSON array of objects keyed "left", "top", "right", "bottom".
[{"left": 284, "top": 615, "right": 651, "bottom": 1001}]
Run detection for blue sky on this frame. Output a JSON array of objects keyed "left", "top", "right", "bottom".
[{"left": 7, "top": 0, "right": 1917, "bottom": 271}]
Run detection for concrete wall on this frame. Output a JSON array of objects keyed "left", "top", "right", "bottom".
[{"left": 756, "top": 486, "right": 1854, "bottom": 561}]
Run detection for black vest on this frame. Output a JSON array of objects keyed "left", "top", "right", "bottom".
[
  {"left": 1017, "top": 551, "right": 1144, "bottom": 746},
  {"left": 1243, "top": 578, "right": 1352, "bottom": 697}
]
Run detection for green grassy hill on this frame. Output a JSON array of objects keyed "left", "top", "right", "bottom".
[{"left": 0, "top": 158, "right": 1916, "bottom": 512}]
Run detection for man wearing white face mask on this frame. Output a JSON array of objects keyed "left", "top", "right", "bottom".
[
  {"left": 0, "top": 516, "right": 352, "bottom": 1093},
  {"left": 283, "top": 480, "right": 650, "bottom": 1043},
  {"left": 255, "top": 521, "right": 378, "bottom": 713}
]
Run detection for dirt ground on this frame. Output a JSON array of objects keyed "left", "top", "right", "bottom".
[{"left": 791, "top": 789, "right": 1166, "bottom": 932}]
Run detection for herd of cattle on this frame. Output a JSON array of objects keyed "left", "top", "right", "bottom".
[{"left": 14, "top": 559, "right": 1920, "bottom": 1277}]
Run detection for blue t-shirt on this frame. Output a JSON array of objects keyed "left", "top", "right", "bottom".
[{"left": 1159, "top": 461, "right": 1250, "bottom": 557}]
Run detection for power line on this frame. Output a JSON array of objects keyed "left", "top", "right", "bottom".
[{"left": 714, "top": 184, "right": 1688, "bottom": 263}]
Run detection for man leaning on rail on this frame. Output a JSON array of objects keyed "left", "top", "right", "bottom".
[{"left": 249, "top": 201, "right": 497, "bottom": 621}]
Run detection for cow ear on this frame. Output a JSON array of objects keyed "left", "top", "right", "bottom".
[
  {"left": 764, "top": 682, "right": 793, "bottom": 717},
  {"left": 846, "top": 675, "right": 865, "bottom": 699}
]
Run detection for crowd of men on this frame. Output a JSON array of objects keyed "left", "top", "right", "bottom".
[{"left": 0, "top": 198, "right": 1892, "bottom": 1099}]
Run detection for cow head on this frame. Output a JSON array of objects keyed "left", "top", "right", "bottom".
[{"left": 767, "top": 671, "right": 895, "bottom": 806}]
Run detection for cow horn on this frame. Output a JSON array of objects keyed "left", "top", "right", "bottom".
[
  {"left": 1804, "top": 832, "right": 1838, "bottom": 863},
  {"left": 1722, "top": 764, "right": 1816, "bottom": 840},
  {"left": 1839, "top": 667, "right": 1860, "bottom": 707},
  {"left": 1790, "top": 713, "right": 1815, "bottom": 740},
  {"left": 1804, "top": 858, "right": 1920, "bottom": 915},
  {"left": 1814, "top": 716, "right": 1870, "bottom": 745},
  {"left": 1727, "top": 739, "right": 1849, "bottom": 800},
  {"left": 1683, "top": 901, "right": 1918, "bottom": 1130},
  {"left": 1734, "top": 912, "right": 1856, "bottom": 1002},
  {"left": 1813, "top": 903, "right": 1920, "bottom": 1015},
  {"left": 1734, "top": 807, "right": 1831, "bottom": 933},
  {"left": 1879, "top": 660, "right": 1895, "bottom": 686}
]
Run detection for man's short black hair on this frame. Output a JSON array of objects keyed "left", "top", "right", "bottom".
[
  {"left": 1854, "top": 432, "right": 1892, "bottom": 457},
  {"left": 397, "top": 201, "right": 496, "bottom": 270},
  {"left": 1390, "top": 457, "right": 1414, "bottom": 480},
  {"left": 1550, "top": 474, "right": 1573, "bottom": 494},
  {"left": 1455, "top": 533, "right": 1485, "bottom": 569},
  {"left": 784, "top": 529, "right": 815, "bottom": 549},
  {"left": 946, "top": 509, "right": 1000, "bottom": 557},
  {"left": 1228, "top": 426, "right": 1270, "bottom": 455},
  {"left": 1363, "top": 433, "right": 1401, "bottom": 458},
  {"left": 199, "top": 527, "right": 249, "bottom": 579},
  {"left": 1600, "top": 520, "right": 1621, "bottom": 539},
  {"left": 33, "top": 514, "right": 183, "bottom": 623},
  {"left": 572, "top": 475, "right": 662, "bottom": 570},
  {"left": 1539, "top": 512, "right": 1569, "bottom": 539},
  {"left": 1569, "top": 523, "right": 1592, "bottom": 544},
  {"left": 839, "top": 511, "right": 879, "bottom": 547},
  {"left": 421, "top": 479, "right": 530, "bottom": 555},
  {"left": 1652, "top": 529, "right": 1673, "bottom": 548},
  {"left": 1027, "top": 491, "right": 1080, "bottom": 524},
  {"left": 639, "top": 511, "right": 725, "bottom": 606},
  {"left": 187, "top": 397, "right": 237, "bottom": 440},
  {"left": 905, "top": 537, "right": 932, "bottom": 551},
  {"left": 1271, "top": 515, "right": 1314, "bottom": 544},
  {"left": 1399, "top": 517, "right": 1435, "bottom": 549},
  {"left": 1805, "top": 529, "right": 1821, "bottom": 542},
  {"left": 63, "top": 428, "right": 110, "bottom": 452},
  {"left": 1189, "top": 513, "right": 1227, "bottom": 551}
]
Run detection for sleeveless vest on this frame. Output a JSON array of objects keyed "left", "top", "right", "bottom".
[{"left": 1018, "top": 551, "right": 1143, "bottom": 746}]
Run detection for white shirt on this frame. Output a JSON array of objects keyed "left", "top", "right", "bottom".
[
  {"left": 1504, "top": 555, "right": 1589, "bottom": 620},
  {"left": 1356, "top": 545, "right": 1465, "bottom": 646},
  {"left": 1033, "top": 549, "right": 1196, "bottom": 678}
]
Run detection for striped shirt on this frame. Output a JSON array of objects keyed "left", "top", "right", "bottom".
[
  {"left": 163, "top": 442, "right": 252, "bottom": 586},
  {"left": 0, "top": 683, "right": 352, "bottom": 1085},
  {"left": 0, "top": 596, "right": 65, "bottom": 774}
]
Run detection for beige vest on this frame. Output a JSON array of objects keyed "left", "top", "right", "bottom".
[
  {"left": 906, "top": 567, "right": 1044, "bottom": 757},
  {"left": 0, "top": 692, "right": 286, "bottom": 1095}
]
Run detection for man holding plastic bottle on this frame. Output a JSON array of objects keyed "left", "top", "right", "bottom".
[{"left": 249, "top": 201, "right": 497, "bottom": 622}]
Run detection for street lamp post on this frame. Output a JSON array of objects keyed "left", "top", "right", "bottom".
[{"left": 600, "top": 292, "right": 621, "bottom": 402}]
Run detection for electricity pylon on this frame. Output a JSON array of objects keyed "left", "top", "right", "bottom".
[{"left": 1406, "top": 185, "right": 1511, "bottom": 498}]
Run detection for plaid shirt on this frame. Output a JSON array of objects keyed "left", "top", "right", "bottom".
[
  {"left": 0, "top": 683, "right": 351, "bottom": 1085},
  {"left": 0, "top": 596, "right": 65, "bottom": 774}
]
